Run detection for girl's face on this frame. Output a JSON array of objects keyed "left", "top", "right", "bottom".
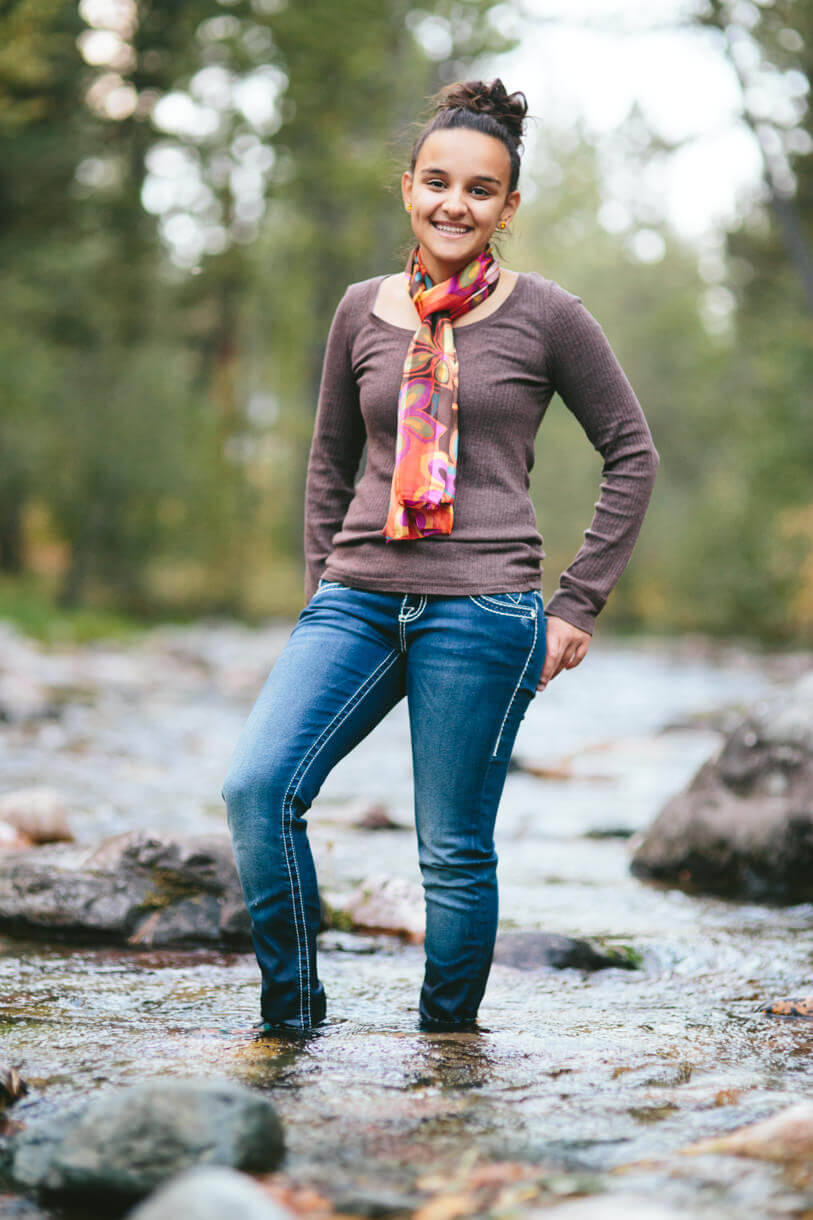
[{"left": 402, "top": 127, "right": 520, "bottom": 282}]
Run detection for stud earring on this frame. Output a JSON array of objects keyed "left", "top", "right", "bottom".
[
  {"left": 407, "top": 204, "right": 412, "bottom": 212},
  {"left": 498, "top": 220, "right": 507, "bottom": 230}
]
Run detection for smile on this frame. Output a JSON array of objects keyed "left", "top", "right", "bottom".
[{"left": 431, "top": 222, "right": 472, "bottom": 236}]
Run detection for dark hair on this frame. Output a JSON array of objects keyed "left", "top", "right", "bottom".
[{"left": 409, "top": 78, "right": 528, "bottom": 195}]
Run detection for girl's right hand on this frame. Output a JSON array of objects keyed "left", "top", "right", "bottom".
[{"left": 537, "top": 615, "right": 591, "bottom": 691}]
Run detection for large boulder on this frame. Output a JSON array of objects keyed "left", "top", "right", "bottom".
[
  {"left": 0, "top": 830, "right": 251, "bottom": 947},
  {"left": 630, "top": 672, "right": 813, "bottom": 902},
  {"left": 4, "top": 1079, "right": 283, "bottom": 1205}
]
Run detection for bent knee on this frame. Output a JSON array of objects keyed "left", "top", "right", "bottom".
[
  {"left": 221, "top": 754, "right": 305, "bottom": 824},
  {"left": 222, "top": 764, "right": 280, "bottom": 818}
]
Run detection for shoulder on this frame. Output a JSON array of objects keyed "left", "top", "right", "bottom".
[
  {"left": 339, "top": 275, "right": 385, "bottom": 312},
  {"left": 514, "top": 270, "right": 584, "bottom": 319},
  {"left": 328, "top": 275, "right": 385, "bottom": 334}
]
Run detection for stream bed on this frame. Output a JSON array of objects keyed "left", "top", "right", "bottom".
[{"left": 0, "top": 620, "right": 811, "bottom": 1218}]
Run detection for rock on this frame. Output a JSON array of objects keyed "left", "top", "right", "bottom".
[
  {"left": 679, "top": 1100, "right": 813, "bottom": 1163},
  {"left": 0, "top": 830, "right": 251, "bottom": 948},
  {"left": 0, "top": 1064, "right": 28, "bottom": 1108},
  {"left": 6, "top": 1078, "right": 284, "bottom": 1204},
  {"left": 631, "top": 672, "right": 813, "bottom": 902},
  {"left": 125, "top": 1166, "right": 293, "bottom": 1220},
  {"left": 492, "top": 932, "right": 638, "bottom": 972},
  {"left": 0, "top": 673, "right": 55, "bottom": 724},
  {"left": 332, "top": 1186, "right": 424, "bottom": 1216},
  {"left": 761, "top": 996, "right": 813, "bottom": 1018},
  {"left": 0, "top": 823, "right": 33, "bottom": 853},
  {"left": 0, "top": 1196, "right": 51, "bottom": 1218},
  {"left": 354, "top": 803, "right": 401, "bottom": 831},
  {"left": 0, "top": 789, "right": 73, "bottom": 845},
  {"left": 324, "top": 876, "right": 425, "bottom": 942}
]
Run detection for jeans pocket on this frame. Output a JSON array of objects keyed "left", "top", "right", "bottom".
[{"left": 467, "top": 591, "right": 539, "bottom": 619}]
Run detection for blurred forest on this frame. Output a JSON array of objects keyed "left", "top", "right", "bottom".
[{"left": 0, "top": 0, "right": 811, "bottom": 642}]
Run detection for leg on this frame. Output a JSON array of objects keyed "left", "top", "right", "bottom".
[
  {"left": 404, "top": 591, "right": 547, "bottom": 1027},
  {"left": 221, "top": 586, "right": 405, "bottom": 1028}
]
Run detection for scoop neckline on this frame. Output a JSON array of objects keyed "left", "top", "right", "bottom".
[{"left": 367, "top": 271, "right": 525, "bottom": 334}]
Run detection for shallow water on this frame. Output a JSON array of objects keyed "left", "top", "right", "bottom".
[{"left": 0, "top": 622, "right": 811, "bottom": 1218}]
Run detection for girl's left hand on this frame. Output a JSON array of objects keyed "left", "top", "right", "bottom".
[{"left": 537, "top": 615, "right": 591, "bottom": 691}]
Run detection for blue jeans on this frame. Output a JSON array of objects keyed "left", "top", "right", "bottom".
[{"left": 221, "top": 581, "right": 547, "bottom": 1030}]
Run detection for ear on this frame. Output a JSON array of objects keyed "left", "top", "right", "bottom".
[
  {"left": 500, "top": 188, "right": 521, "bottom": 226},
  {"left": 401, "top": 170, "right": 413, "bottom": 210}
]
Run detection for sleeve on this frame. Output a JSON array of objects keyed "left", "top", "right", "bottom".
[
  {"left": 542, "top": 283, "right": 660, "bottom": 635},
  {"left": 302, "top": 287, "right": 367, "bottom": 603}
]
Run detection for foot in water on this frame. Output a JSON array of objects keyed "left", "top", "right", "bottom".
[{"left": 761, "top": 997, "right": 813, "bottom": 1018}]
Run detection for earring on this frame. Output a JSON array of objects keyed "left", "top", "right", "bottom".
[
  {"left": 498, "top": 220, "right": 507, "bottom": 229},
  {"left": 407, "top": 204, "right": 412, "bottom": 212}
]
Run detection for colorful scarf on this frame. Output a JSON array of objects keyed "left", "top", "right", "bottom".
[{"left": 382, "top": 242, "right": 500, "bottom": 542}]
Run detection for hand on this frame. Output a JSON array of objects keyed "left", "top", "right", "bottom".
[{"left": 537, "top": 615, "right": 591, "bottom": 692}]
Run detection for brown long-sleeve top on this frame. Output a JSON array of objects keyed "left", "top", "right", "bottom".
[{"left": 303, "top": 270, "right": 660, "bottom": 635}]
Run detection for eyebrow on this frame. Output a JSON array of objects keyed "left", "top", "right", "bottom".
[{"left": 419, "top": 167, "right": 502, "bottom": 185}]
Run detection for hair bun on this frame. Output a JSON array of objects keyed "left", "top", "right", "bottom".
[{"left": 436, "top": 78, "right": 528, "bottom": 146}]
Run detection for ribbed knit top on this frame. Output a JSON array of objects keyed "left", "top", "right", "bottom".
[{"left": 303, "top": 270, "right": 659, "bottom": 635}]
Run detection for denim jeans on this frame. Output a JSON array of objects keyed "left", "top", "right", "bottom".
[{"left": 221, "top": 580, "right": 547, "bottom": 1030}]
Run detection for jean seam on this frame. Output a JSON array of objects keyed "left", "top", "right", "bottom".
[
  {"left": 468, "top": 595, "right": 535, "bottom": 621},
  {"left": 281, "top": 647, "right": 401, "bottom": 1025},
  {"left": 491, "top": 607, "right": 539, "bottom": 759},
  {"left": 398, "top": 594, "right": 427, "bottom": 652}
]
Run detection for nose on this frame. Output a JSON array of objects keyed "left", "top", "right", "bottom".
[{"left": 440, "top": 187, "right": 467, "bottom": 217}]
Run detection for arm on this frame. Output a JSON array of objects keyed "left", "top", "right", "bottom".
[
  {"left": 303, "top": 288, "right": 367, "bottom": 603},
  {"left": 542, "top": 283, "right": 660, "bottom": 638}
]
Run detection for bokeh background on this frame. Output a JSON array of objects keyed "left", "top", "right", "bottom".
[{"left": 1, "top": 0, "right": 811, "bottom": 643}]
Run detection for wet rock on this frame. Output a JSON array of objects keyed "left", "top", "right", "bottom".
[
  {"left": 324, "top": 876, "right": 426, "bottom": 942},
  {"left": 125, "top": 1166, "right": 293, "bottom": 1220},
  {"left": 0, "top": 830, "right": 251, "bottom": 948},
  {"left": 679, "top": 1100, "right": 813, "bottom": 1163},
  {"left": 5, "top": 1078, "right": 284, "bottom": 1204},
  {"left": 0, "top": 1065, "right": 28, "bottom": 1108},
  {"left": 332, "top": 1186, "right": 423, "bottom": 1217},
  {"left": 631, "top": 671, "right": 813, "bottom": 902},
  {"left": 0, "top": 789, "right": 73, "bottom": 845},
  {"left": 761, "top": 996, "right": 813, "bottom": 1018},
  {"left": 492, "top": 932, "right": 638, "bottom": 972}
]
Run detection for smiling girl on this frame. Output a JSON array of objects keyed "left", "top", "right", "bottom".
[{"left": 222, "top": 78, "right": 659, "bottom": 1035}]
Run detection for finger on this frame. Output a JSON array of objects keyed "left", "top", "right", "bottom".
[{"left": 540, "top": 642, "right": 564, "bottom": 685}]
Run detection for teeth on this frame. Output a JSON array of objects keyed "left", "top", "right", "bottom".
[{"left": 434, "top": 224, "right": 469, "bottom": 234}]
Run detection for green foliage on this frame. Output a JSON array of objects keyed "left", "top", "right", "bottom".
[{"left": 0, "top": 0, "right": 810, "bottom": 643}]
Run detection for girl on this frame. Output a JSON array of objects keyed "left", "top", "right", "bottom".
[{"left": 222, "top": 78, "right": 659, "bottom": 1034}]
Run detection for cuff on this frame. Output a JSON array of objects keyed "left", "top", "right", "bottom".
[{"left": 542, "top": 593, "right": 596, "bottom": 636}]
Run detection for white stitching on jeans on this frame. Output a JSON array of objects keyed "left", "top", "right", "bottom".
[
  {"left": 467, "top": 595, "right": 535, "bottom": 620},
  {"left": 281, "top": 647, "right": 401, "bottom": 1025},
  {"left": 398, "top": 595, "right": 427, "bottom": 651},
  {"left": 491, "top": 608, "right": 539, "bottom": 759}
]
